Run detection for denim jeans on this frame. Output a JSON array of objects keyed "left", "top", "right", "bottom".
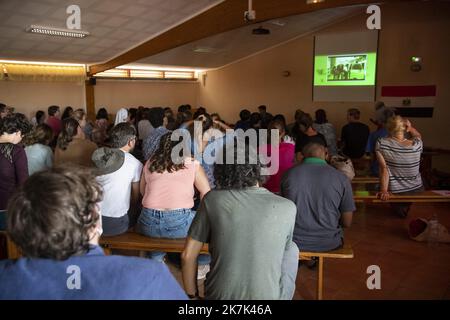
[
  {"left": 136, "top": 208, "right": 210, "bottom": 265},
  {"left": 102, "top": 214, "right": 130, "bottom": 237}
]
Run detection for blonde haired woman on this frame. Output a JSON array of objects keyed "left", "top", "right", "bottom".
[{"left": 375, "top": 116, "right": 423, "bottom": 217}]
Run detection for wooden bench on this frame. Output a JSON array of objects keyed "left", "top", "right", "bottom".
[
  {"left": 99, "top": 232, "right": 210, "bottom": 255},
  {"left": 353, "top": 190, "right": 450, "bottom": 203},
  {"left": 99, "top": 232, "right": 353, "bottom": 300},
  {"left": 299, "top": 245, "right": 354, "bottom": 300},
  {"left": 1, "top": 230, "right": 353, "bottom": 300},
  {"left": 352, "top": 176, "right": 379, "bottom": 184}
]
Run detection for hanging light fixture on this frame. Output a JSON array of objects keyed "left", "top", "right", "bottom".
[{"left": 26, "top": 25, "right": 89, "bottom": 38}]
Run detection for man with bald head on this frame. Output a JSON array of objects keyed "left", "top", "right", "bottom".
[{"left": 281, "top": 143, "right": 355, "bottom": 252}]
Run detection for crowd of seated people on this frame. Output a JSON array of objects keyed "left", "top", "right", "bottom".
[{"left": 0, "top": 100, "right": 426, "bottom": 300}]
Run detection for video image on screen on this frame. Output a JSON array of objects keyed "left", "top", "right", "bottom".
[{"left": 327, "top": 54, "right": 367, "bottom": 81}]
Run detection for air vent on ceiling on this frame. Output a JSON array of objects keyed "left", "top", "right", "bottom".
[{"left": 193, "top": 47, "right": 218, "bottom": 53}]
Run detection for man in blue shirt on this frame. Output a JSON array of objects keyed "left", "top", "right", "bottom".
[{"left": 0, "top": 167, "right": 187, "bottom": 300}]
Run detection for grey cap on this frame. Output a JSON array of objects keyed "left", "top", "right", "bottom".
[{"left": 92, "top": 147, "right": 125, "bottom": 176}]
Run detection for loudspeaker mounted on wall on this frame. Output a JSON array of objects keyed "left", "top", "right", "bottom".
[
  {"left": 89, "top": 77, "right": 96, "bottom": 85},
  {"left": 202, "top": 73, "right": 207, "bottom": 87}
]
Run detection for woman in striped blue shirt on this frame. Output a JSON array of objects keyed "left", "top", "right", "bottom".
[{"left": 375, "top": 116, "right": 423, "bottom": 217}]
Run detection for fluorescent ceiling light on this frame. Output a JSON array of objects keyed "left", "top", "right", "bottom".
[
  {"left": 0, "top": 59, "right": 86, "bottom": 67},
  {"left": 306, "top": 0, "right": 325, "bottom": 4},
  {"left": 26, "top": 25, "right": 89, "bottom": 38}
]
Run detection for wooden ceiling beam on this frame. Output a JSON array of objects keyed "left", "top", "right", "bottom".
[{"left": 88, "top": 0, "right": 406, "bottom": 75}]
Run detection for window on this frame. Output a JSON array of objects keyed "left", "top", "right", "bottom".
[{"left": 95, "top": 68, "right": 197, "bottom": 80}]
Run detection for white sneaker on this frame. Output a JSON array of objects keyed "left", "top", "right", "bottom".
[{"left": 197, "top": 264, "right": 210, "bottom": 280}]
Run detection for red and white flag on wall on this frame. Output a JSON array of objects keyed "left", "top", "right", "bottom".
[{"left": 381, "top": 85, "right": 436, "bottom": 108}]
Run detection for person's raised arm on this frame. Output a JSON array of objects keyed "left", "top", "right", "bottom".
[
  {"left": 0, "top": 134, "right": 13, "bottom": 143},
  {"left": 404, "top": 119, "right": 422, "bottom": 140},
  {"left": 182, "top": 114, "right": 205, "bottom": 130},
  {"left": 194, "top": 165, "right": 211, "bottom": 200},
  {"left": 214, "top": 119, "right": 232, "bottom": 131},
  {"left": 181, "top": 237, "right": 204, "bottom": 299},
  {"left": 376, "top": 151, "right": 390, "bottom": 201}
]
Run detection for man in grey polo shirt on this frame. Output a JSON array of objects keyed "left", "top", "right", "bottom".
[
  {"left": 281, "top": 143, "right": 355, "bottom": 252},
  {"left": 181, "top": 141, "right": 299, "bottom": 300}
]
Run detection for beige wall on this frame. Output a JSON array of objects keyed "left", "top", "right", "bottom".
[
  {"left": 0, "top": 79, "right": 200, "bottom": 119},
  {"left": 0, "top": 81, "right": 85, "bottom": 119},
  {"left": 94, "top": 79, "right": 199, "bottom": 114},
  {"left": 198, "top": 1, "right": 450, "bottom": 152}
]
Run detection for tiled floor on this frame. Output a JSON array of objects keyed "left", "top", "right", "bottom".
[
  {"left": 294, "top": 202, "right": 450, "bottom": 300},
  {"left": 167, "top": 202, "right": 450, "bottom": 300}
]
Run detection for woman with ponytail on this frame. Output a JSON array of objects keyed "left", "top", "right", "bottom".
[
  {"left": 54, "top": 118, "right": 97, "bottom": 167},
  {"left": 137, "top": 132, "right": 211, "bottom": 277}
]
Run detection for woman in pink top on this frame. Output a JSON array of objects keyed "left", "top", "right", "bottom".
[
  {"left": 137, "top": 132, "right": 210, "bottom": 266},
  {"left": 258, "top": 120, "right": 295, "bottom": 193}
]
